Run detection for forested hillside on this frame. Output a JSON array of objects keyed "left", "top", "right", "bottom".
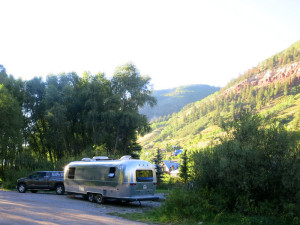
[
  {"left": 139, "top": 84, "right": 219, "bottom": 121},
  {"left": 140, "top": 40, "right": 300, "bottom": 225},
  {"left": 139, "top": 40, "right": 300, "bottom": 160}
]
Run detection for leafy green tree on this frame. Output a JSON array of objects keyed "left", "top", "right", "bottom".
[
  {"left": 80, "top": 72, "right": 111, "bottom": 153},
  {"left": 192, "top": 111, "right": 299, "bottom": 215},
  {"left": 111, "top": 63, "right": 156, "bottom": 156},
  {"left": 0, "top": 85, "right": 23, "bottom": 173},
  {"left": 23, "top": 77, "right": 47, "bottom": 157}
]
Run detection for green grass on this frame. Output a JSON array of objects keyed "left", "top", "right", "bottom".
[
  {"left": 109, "top": 210, "right": 295, "bottom": 225},
  {"left": 110, "top": 208, "right": 299, "bottom": 225},
  {"left": 155, "top": 189, "right": 170, "bottom": 194}
]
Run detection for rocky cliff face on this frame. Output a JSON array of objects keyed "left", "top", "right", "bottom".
[{"left": 224, "top": 61, "right": 300, "bottom": 96}]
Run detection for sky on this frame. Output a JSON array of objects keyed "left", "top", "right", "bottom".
[{"left": 1, "top": 0, "right": 300, "bottom": 90}]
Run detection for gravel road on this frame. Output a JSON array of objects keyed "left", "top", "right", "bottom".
[{"left": 0, "top": 190, "right": 163, "bottom": 225}]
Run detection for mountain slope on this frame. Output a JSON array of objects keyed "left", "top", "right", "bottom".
[
  {"left": 139, "top": 40, "right": 300, "bottom": 160},
  {"left": 140, "top": 84, "right": 219, "bottom": 121}
]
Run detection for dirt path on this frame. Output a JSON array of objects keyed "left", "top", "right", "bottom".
[{"left": 0, "top": 190, "right": 162, "bottom": 225}]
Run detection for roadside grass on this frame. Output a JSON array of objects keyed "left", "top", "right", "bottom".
[
  {"left": 110, "top": 188, "right": 299, "bottom": 225},
  {"left": 110, "top": 208, "right": 297, "bottom": 225},
  {"left": 155, "top": 189, "right": 170, "bottom": 194}
]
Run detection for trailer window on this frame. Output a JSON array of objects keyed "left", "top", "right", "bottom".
[
  {"left": 108, "top": 167, "right": 116, "bottom": 178},
  {"left": 68, "top": 167, "right": 75, "bottom": 179},
  {"left": 136, "top": 170, "right": 153, "bottom": 182}
]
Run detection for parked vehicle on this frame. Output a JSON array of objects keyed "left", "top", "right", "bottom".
[
  {"left": 16, "top": 171, "right": 64, "bottom": 195},
  {"left": 64, "top": 156, "right": 159, "bottom": 204}
]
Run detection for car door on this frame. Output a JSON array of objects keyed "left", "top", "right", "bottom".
[
  {"left": 26, "top": 172, "right": 40, "bottom": 189},
  {"left": 27, "top": 172, "right": 48, "bottom": 189},
  {"left": 35, "top": 172, "right": 49, "bottom": 189}
]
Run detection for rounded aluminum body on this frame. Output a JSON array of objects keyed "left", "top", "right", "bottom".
[{"left": 64, "top": 158, "right": 158, "bottom": 202}]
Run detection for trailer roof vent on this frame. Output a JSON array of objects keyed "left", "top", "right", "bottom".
[
  {"left": 81, "top": 158, "right": 92, "bottom": 161},
  {"left": 120, "top": 155, "right": 132, "bottom": 160},
  {"left": 93, "top": 156, "right": 109, "bottom": 161}
]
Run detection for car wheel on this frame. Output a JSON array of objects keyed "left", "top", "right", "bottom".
[
  {"left": 55, "top": 184, "right": 65, "bottom": 195},
  {"left": 30, "top": 190, "right": 38, "bottom": 193},
  {"left": 87, "top": 193, "right": 94, "bottom": 202},
  {"left": 17, "top": 183, "right": 27, "bottom": 193},
  {"left": 95, "top": 194, "right": 105, "bottom": 204}
]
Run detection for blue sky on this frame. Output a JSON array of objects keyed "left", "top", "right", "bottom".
[{"left": 1, "top": 0, "right": 300, "bottom": 90}]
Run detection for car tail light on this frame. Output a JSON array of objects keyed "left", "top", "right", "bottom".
[{"left": 130, "top": 183, "right": 136, "bottom": 186}]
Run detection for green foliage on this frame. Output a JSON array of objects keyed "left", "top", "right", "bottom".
[
  {"left": 144, "top": 112, "right": 300, "bottom": 225},
  {"left": 146, "top": 188, "right": 299, "bottom": 225},
  {"left": 153, "top": 148, "right": 163, "bottom": 185},
  {"left": 0, "top": 63, "right": 157, "bottom": 186},
  {"left": 2, "top": 169, "right": 33, "bottom": 189},
  {"left": 259, "top": 40, "right": 300, "bottom": 71},
  {"left": 179, "top": 150, "right": 189, "bottom": 184},
  {"left": 191, "top": 112, "right": 299, "bottom": 217},
  {"left": 159, "top": 173, "right": 181, "bottom": 190},
  {"left": 0, "top": 84, "right": 23, "bottom": 174}
]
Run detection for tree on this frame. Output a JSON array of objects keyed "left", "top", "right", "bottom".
[
  {"left": 80, "top": 72, "right": 111, "bottom": 154},
  {"left": 179, "top": 150, "right": 189, "bottom": 184},
  {"left": 111, "top": 63, "right": 156, "bottom": 156},
  {"left": 0, "top": 85, "right": 23, "bottom": 173},
  {"left": 153, "top": 148, "right": 163, "bottom": 185},
  {"left": 192, "top": 111, "right": 300, "bottom": 214}
]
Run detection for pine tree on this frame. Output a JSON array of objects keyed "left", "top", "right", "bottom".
[
  {"left": 179, "top": 150, "right": 189, "bottom": 184},
  {"left": 153, "top": 148, "right": 163, "bottom": 185}
]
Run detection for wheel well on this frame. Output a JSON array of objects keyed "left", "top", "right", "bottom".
[{"left": 55, "top": 183, "right": 64, "bottom": 188}]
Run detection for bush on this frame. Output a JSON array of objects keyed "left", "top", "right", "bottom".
[
  {"left": 158, "top": 173, "right": 181, "bottom": 190},
  {"left": 191, "top": 112, "right": 300, "bottom": 217},
  {"left": 152, "top": 188, "right": 300, "bottom": 225},
  {"left": 2, "top": 169, "right": 33, "bottom": 189}
]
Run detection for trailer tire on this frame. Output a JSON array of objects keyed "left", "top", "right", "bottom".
[
  {"left": 95, "top": 194, "right": 104, "bottom": 204},
  {"left": 87, "top": 193, "right": 94, "bottom": 202},
  {"left": 17, "top": 183, "right": 27, "bottom": 193}
]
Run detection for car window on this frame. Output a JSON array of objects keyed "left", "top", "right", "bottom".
[
  {"left": 38, "top": 172, "right": 47, "bottom": 178},
  {"left": 30, "top": 173, "right": 39, "bottom": 179},
  {"left": 51, "top": 172, "right": 63, "bottom": 177}
]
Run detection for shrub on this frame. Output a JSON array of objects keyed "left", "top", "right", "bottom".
[{"left": 191, "top": 112, "right": 300, "bottom": 217}]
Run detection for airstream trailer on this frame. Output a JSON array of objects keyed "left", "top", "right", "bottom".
[{"left": 64, "top": 156, "right": 158, "bottom": 204}]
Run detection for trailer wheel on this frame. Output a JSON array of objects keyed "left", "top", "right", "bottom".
[
  {"left": 87, "top": 193, "right": 94, "bottom": 202},
  {"left": 95, "top": 194, "right": 104, "bottom": 204}
]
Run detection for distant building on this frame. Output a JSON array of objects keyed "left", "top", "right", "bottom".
[
  {"left": 162, "top": 160, "right": 180, "bottom": 174},
  {"left": 173, "top": 149, "right": 183, "bottom": 156},
  {"left": 170, "top": 169, "right": 179, "bottom": 177}
]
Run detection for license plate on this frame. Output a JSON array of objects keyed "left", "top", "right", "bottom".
[{"left": 143, "top": 185, "right": 147, "bottom": 190}]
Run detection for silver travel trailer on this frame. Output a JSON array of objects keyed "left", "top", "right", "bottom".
[{"left": 64, "top": 156, "right": 158, "bottom": 204}]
